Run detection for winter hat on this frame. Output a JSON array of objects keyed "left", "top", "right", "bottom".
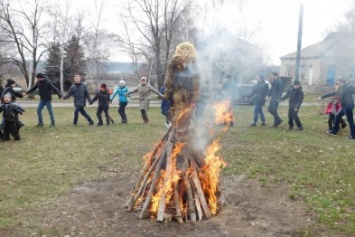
[
  {"left": 100, "top": 83, "right": 107, "bottom": 89},
  {"left": 36, "top": 72, "right": 45, "bottom": 78},
  {"left": 3, "top": 93, "right": 12, "bottom": 99},
  {"left": 140, "top": 77, "right": 147, "bottom": 81},
  {"left": 7, "top": 79, "right": 16, "bottom": 85},
  {"left": 293, "top": 80, "right": 301, "bottom": 86},
  {"left": 119, "top": 80, "right": 125, "bottom": 86}
]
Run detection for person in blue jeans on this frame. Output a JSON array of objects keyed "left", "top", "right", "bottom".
[
  {"left": 247, "top": 74, "right": 270, "bottom": 127},
  {"left": 26, "top": 73, "right": 62, "bottom": 127},
  {"left": 62, "top": 74, "right": 94, "bottom": 126},
  {"left": 321, "top": 76, "right": 355, "bottom": 139},
  {"left": 110, "top": 80, "right": 130, "bottom": 123}
]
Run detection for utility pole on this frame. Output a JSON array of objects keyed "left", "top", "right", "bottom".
[{"left": 295, "top": 4, "right": 304, "bottom": 82}]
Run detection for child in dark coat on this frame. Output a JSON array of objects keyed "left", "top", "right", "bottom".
[
  {"left": 0, "top": 93, "right": 25, "bottom": 141},
  {"left": 280, "top": 80, "right": 304, "bottom": 130},
  {"left": 91, "top": 83, "right": 111, "bottom": 126}
]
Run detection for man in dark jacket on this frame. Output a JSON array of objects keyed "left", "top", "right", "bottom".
[
  {"left": 280, "top": 80, "right": 304, "bottom": 130},
  {"left": 247, "top": 74, "right": 269, "bottom": 126},
  {"left": 267, "top": 71, "right": 284, "bottom": 128},
  {"left": 322, "top": 76, "right": 355, "bottom": 139},
  {"left": 26, "top": 73, "right": 62, "bottom": 127},
  {"left": 62, "top": 74, "right": 94, "bottom": 126}
]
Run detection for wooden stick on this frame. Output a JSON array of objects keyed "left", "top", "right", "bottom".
[
  {"left": 173, "top": 182, "right": 183, "bottom": 224},
  {"left": 193, "top": 187, "right": 203, "bottom": 221},
  {"left": 183, "top": 174, "right": 196, "bottom": 222},
  {"left": 126, "top": 153, "right": 161, "bottom": 211},
  {"left": 132, "top": 126, "right": 172, "bottom": 192},
  {"left": 191, "top": 160, "right": 212, "bottom": 218},
  {"left": 139, "top": 127, "right": 176, "bottom": 219}
]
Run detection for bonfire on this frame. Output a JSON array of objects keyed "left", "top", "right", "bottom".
[{"left": 125, "top": 42, "right": 233, "bottom": 223}]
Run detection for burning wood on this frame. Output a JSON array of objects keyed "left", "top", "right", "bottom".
[{"left": 125, "top": 42, "right": 230, "bottom": 223}]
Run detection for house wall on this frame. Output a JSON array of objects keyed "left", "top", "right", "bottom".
[{"left": 280, "top": 58, "right": 322, "bottom": 85}]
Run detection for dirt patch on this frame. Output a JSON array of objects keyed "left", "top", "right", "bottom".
[{"left": 21, "top": 172, "right": 328, "bottom": 237}]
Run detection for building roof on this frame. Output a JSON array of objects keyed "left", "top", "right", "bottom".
[
  {"left": 281, "top": 32, "right": 355, "bottom": 59},
  {"left": 198, "top": 29, "right": 262, "bottom": 56}
]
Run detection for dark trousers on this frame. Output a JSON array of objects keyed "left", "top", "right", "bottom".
[
  {"left": 253, "top": 103, "right": 265, "bottom": 124},
  {"left": 141, "top": 109, "right": 149, "bottom": 123},
  {"left": 97, "top": 105, "right": 110, "bottom": 125},
  {"left": 3, "top": 121, "right": 20, "bottom": 140},
  {"left": 333, "top": 105, "right": 355, "bottom": 137},
  {"left": 328, "top": 114, "right": 346, "bottom": 130},
  {"left": 118, "top": 102, "right": 128, "bottom": 123},
  {"left": 288, "top": 106, "right": 302, "bottom": 128},
  {"left": 73, "top": 106, "right": 94, "bottom": 125},
  {"left": 268, "top": 99, "right": 282, "bottom": 125}
]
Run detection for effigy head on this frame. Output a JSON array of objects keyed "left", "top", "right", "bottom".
[{"left": 174, "top": 42, "right": 196, "bottom": 62}]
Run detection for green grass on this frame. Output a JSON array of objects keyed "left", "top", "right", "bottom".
[{"left": 0, "top": 103, "right": 355, "bottom": 235}]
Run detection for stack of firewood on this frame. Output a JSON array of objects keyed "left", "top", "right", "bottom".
[{"left": 125, "top": 107, "right": 227, "bottom": 223}]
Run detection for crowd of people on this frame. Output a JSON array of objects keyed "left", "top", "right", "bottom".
[
  {"left": 1, "top": 71, "right": 355, "bottom": 141},
  {"left": 0, "top": 73, "right": 164, "bottom": 141}
]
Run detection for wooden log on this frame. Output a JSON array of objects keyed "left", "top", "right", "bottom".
[
  {"left": 183, "top": 174, "right": 196, "bottom": 222},
  {"left": 173, "top": 182, "right": 183, "bottom": 224},
  {"left": 191, "top": 160, "right": 212, "bottom": 218},
  {"left": 156, "top": 140, "right": 175, "bottom": 222},
  {"left": 139, "top": 127, "right": 176, "bottom": 219},
  {"left": 193, "top": 187, "right": 203, "bottom": 221}
]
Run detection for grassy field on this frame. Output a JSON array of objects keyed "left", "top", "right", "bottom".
[{"left": 0, "top": 102, "right": 354, "bottom": 235}]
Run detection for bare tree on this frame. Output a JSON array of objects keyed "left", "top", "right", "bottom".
[
  {"left": 0, "top": 0, "right": 49, "bottom": 89},
  {"left": 120, "top": 0, "right": 197, "bottom": 89},
  {"left": 84, "top": 0, "right": 120, "bottom": 87}
]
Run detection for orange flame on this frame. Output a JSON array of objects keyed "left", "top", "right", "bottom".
[
  {"left": 150, "top": 143, "right": 185, "bottom": 215},
  {"left": 212, "top": 100, "right": 234, "bottom": 132},
  {"left": 200, "top": 138, "right": 226, "bottom": 214}
]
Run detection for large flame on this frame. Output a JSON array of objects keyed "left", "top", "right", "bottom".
[
  {"left": 200, "top": 138, "right": 226, "bottom": 214},
  {"left": 150, "top": 143, "right": 184, "bottom": 215}
]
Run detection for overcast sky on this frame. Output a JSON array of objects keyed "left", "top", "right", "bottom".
[{"left": 70, "top": 0, "right": 353, "bottom": 65}]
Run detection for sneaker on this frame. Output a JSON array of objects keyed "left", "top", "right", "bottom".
[
  {"left": 326, "top": 131, "right": 336, "bottom": 136},
  {"left": 297, "top": 126, "right": 303, "bottom": 131},
  {"left": 49, "top": 123, "right": 55, "bottom": 127},
  {"left": 110, "top": 119, "right": 114, "bottom": 124},
  {"left": 348, "top": 135, "right": 355, "bottom": 139},
  {"left": 35, "top": 123, "right": 43, "bottom": 127},
  {"left": 341, "top": 124, "right": 347, "bottom": 129},
  {"left": 89, "top": 122, "right": 95, "bottom": 126},
  {"left": 96, "top": 123, "right": 103, "bottom": 126},
  {"left": 248, "top": 123, "right": 256, "bottom": 127},
  {"left": 260, "top": 123, "right": 266, "bottom": 126},
  {"left": 288, "top": 126, "right": 293, "bottom": 130}
]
